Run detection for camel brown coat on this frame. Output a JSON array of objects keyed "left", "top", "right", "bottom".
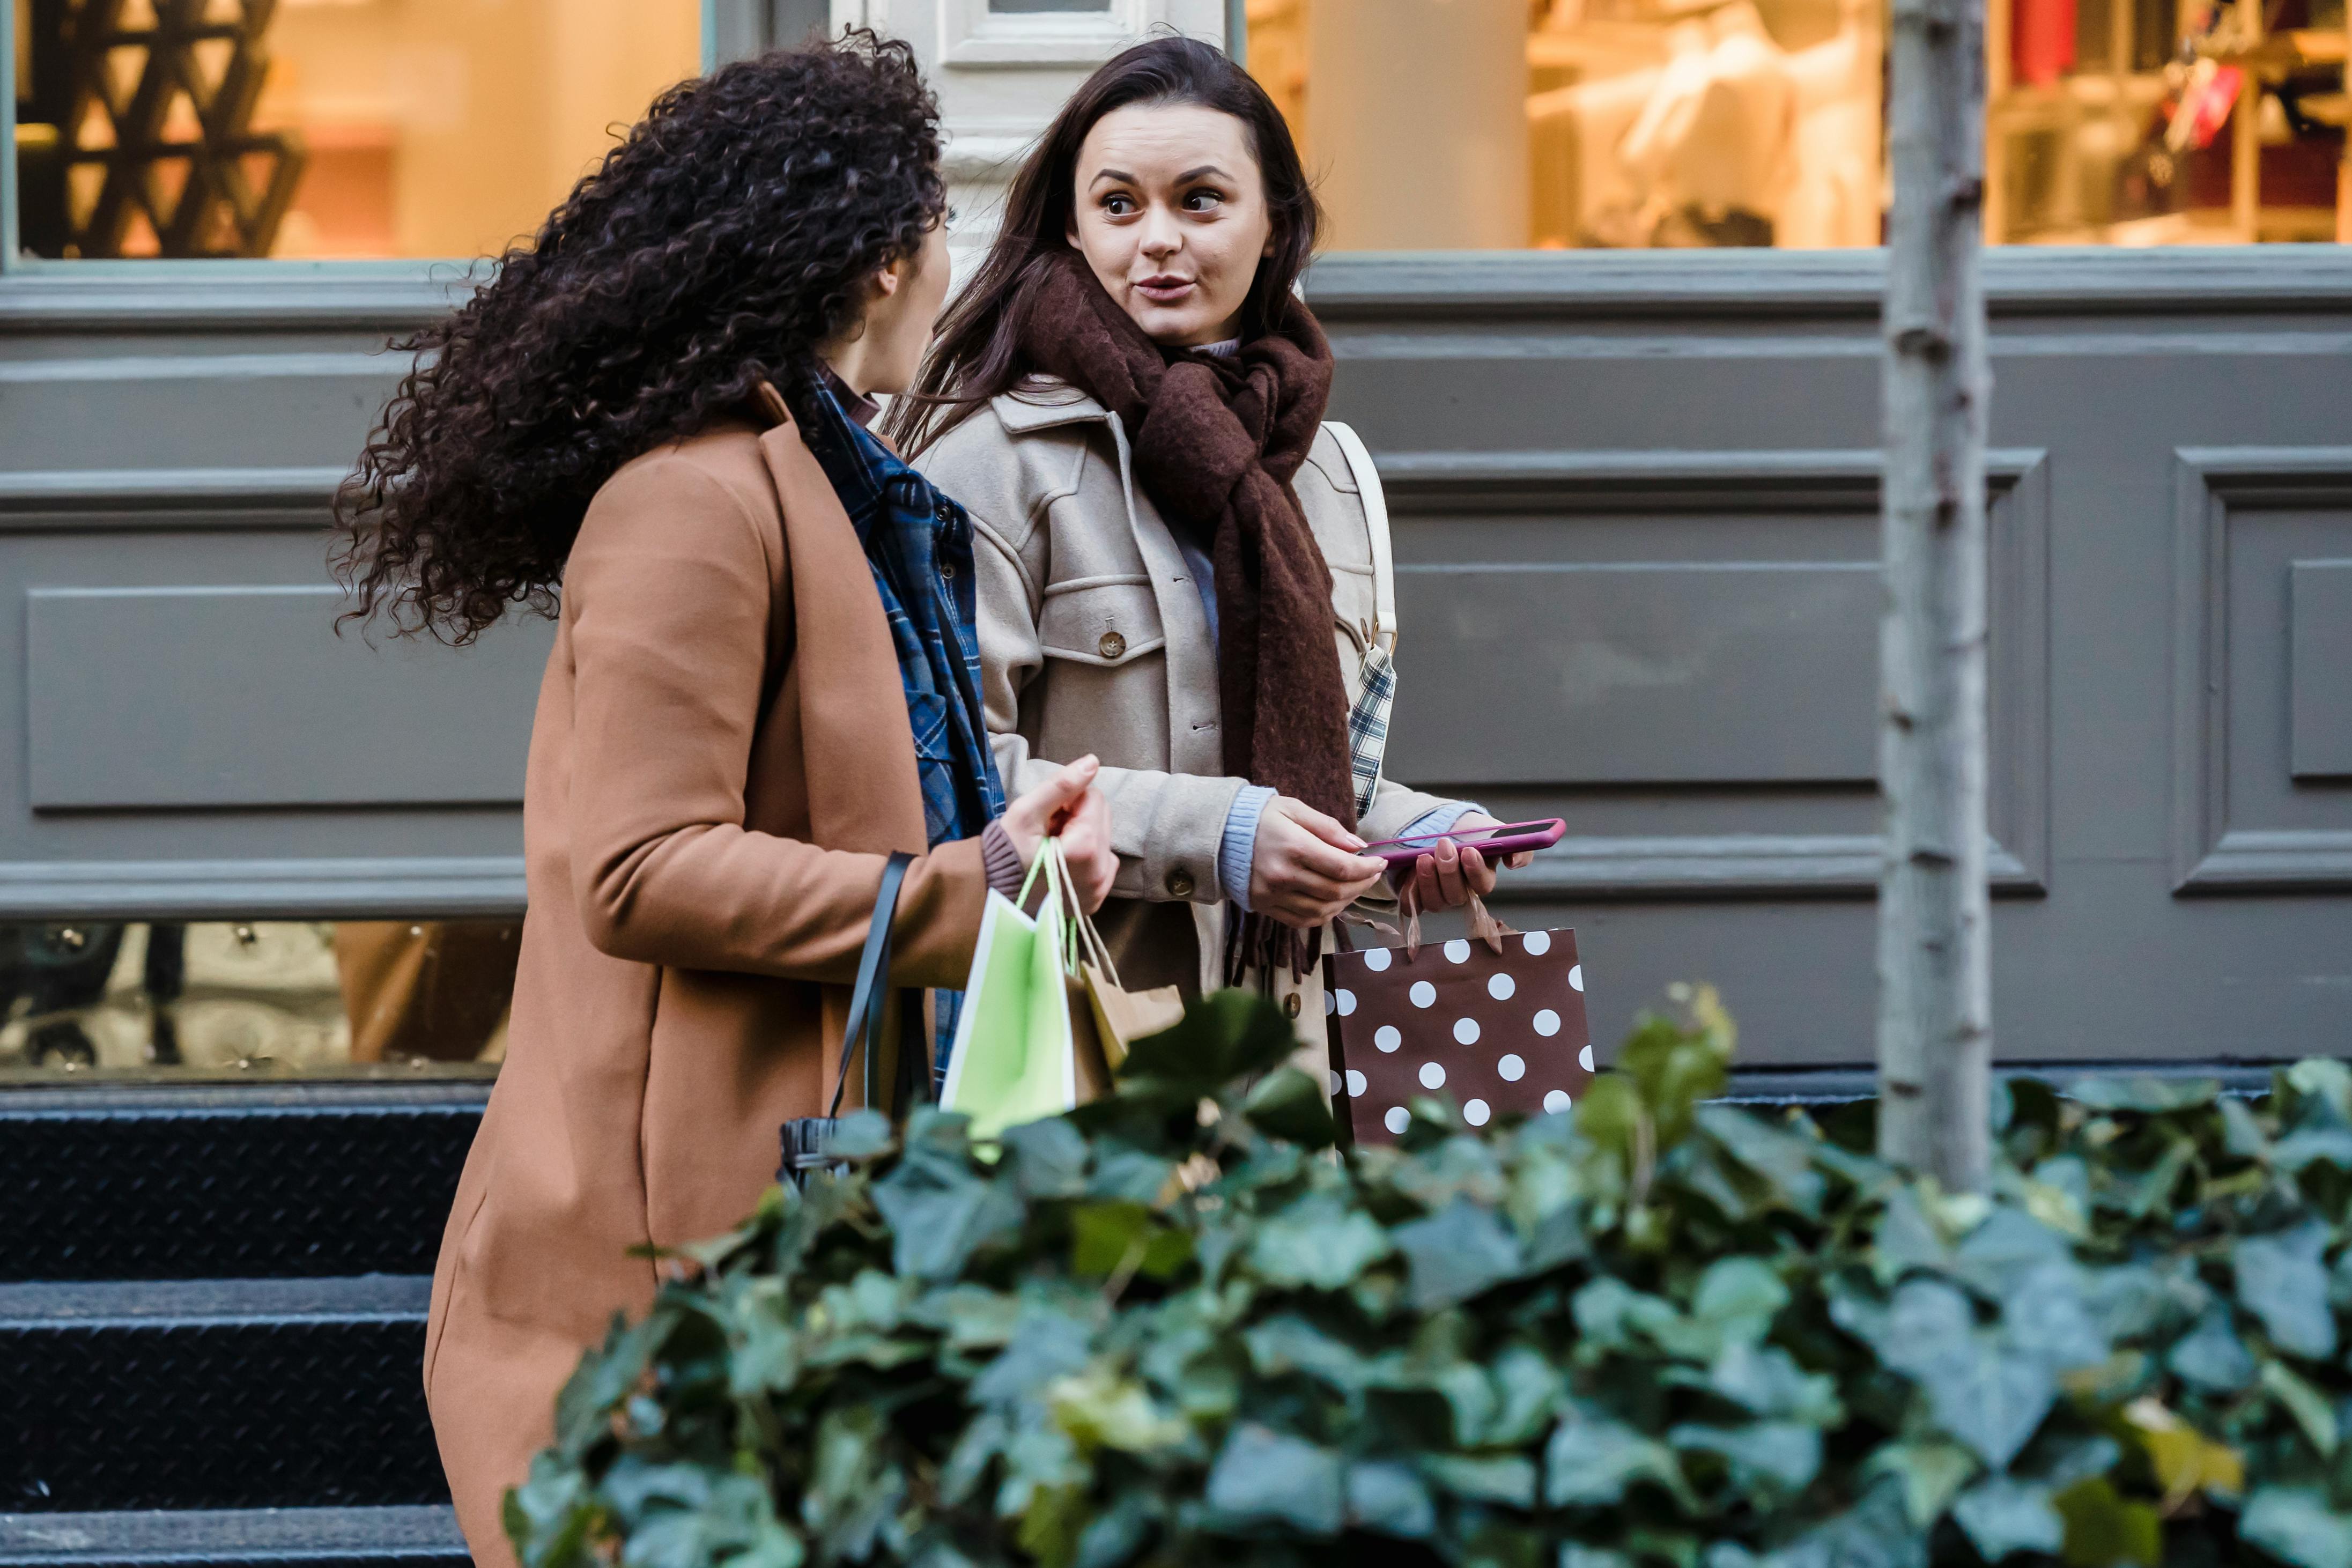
[{"left": 422, "top": 409, "right": 988, "bottom": 1568}]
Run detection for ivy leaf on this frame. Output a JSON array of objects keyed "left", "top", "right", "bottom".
[
  {"left": 2165, "top": 1306, "right": 2257, "bottom": 1393},
  {"left": 870, "top": 1139, "right": 1023, "bottom": 1282},
  {"left": 2259, "top": 1360, "right": 2341, "bottom": 1458},
  {"left": 1710, "top": 1342, "right": 1843, "bottom": 1424},
  {"left": 1950, "top": 1477, "right": 2063, "bottom": 1561},
  {"left": 1249, "top": 1192, "right": 1392, "bottom": 1291},
  {"left": 1864, "top": 1439, "right": 1978, "bottom": 1527},
  {"left": 1204, "top": 1424, "right": 1344, "bottom": 1533},
  {"left": 1244, "top": 1066, "right": 1338, "bottom": 1148},
  {"left": 1421, "top": 1453, "right": 1539, "bottom": 1507},
  {"left": 1245, "top": 1313, "right": 1372, "bottom": 1394},
  {"left": 1544, "top": 1407, "right": 1691, "bottom": 1509},
  {"left": 1002, "top": 1118, "right": 1090, "bottom": 1199},
  {"left": 2235, "top": 1225, "right": 2339, "bottom": 1360},
  {"left": 1874, "top": 1278, "right": 2058, "bottom": 1469},
  {"left": 2067, "top": 1077, "right": 2217, "bottom": 1114},
  {"left": 2242, "top": 1486, "right": 2352, "bottom": 1568},
  {"left": 1392, "top": 1196, "right": 1525, "bottom": 1310},
  {"left": 1345, "top": 1461, "right": 1436, "bottom": 1538},
  {"left": 1688, "top": 1256, "right": 1790, "bottom": 1350},
  {"left": 2050, "top": 1477, "right": 2159, "bottom": 1568},
  {"left": 553, "top": 1308, "right": 671, "bottom": 1460},
  {"left": 1669, "top": 1422, "right": 1822, "bottom": 1493},
  {"left": 970, "top": 1307, "right": 1093, "bottom": 1407}
]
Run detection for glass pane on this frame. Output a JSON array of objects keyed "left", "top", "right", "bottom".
[
  {"left": 0, "top": 919, "right": 515, "bottom": 1080},
  {"left": 1247, "top": 0, "right": 2348, "bottom": 248},
  {"left": 13, "top": 0, "right": 702, "bottom": 260},
  {"left": 990, "top": 1, "right": 1114, "bottom": 10}
]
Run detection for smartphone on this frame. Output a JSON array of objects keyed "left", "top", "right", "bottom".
[{"left": 1359, "top": 817, "right": 1565, "bottom": 868}]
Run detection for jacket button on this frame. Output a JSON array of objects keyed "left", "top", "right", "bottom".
[
  {"left": 1098, "top": 631, "right": 1126, "bottom": 661},
  {"left": 1283, "top": 993, "right": 1303, "bottom": 1019},
  {"left": 1166, "top": 868, "right": 1194, "bottom": 898}
]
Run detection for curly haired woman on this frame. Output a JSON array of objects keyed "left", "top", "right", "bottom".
[{"left": 334, "top": 37, "right": 1115, "bottom": 1562}]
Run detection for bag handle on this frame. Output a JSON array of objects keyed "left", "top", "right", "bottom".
[
  {"left": 1049, "top": 839, "right": 1125, "bottom": 988},
  {"left": 1325, "top": 421, "right": 1395, "bottom": 653},
  {"left": 827, "top": 850, "right": 915, "bottom": 1120}
]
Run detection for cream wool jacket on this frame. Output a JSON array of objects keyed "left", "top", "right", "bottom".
[{"left": 916, "top": 378, "right": 1459, "bottom": 1048}]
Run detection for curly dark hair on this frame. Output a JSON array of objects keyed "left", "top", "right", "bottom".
[{"left": 335, "top": 32, "right": 944, "bottom": 641}]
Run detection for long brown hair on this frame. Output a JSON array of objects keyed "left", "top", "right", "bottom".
[{"left": 886, "top": 36, "right": 1319, "bottom": 455}]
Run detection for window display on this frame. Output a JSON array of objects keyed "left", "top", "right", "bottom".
[
  {"left": 12, "top": 0, "right": 701, "bottom": 260},
  {"left": 1249, "top": 0, "right": 2348, "bottom": 247},
  {"left": 0, "top": 919, "right": 515, "bottom": 1078}
]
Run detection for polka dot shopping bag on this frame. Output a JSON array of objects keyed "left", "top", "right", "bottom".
[{"left": 1323, "top": 908, "right": 1594, "bottom": 1145}]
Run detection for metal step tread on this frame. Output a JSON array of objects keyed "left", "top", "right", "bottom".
[
  {"left": 0, "top": 1506, "right": 465, "bottom": 1566},
  {"left": 0, "top": 1276, "right": 430, "bottom": 1328}
]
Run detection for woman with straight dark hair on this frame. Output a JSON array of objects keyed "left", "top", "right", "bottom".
[
  {"left": 334, "top": 35, "right": 1114, "bottom": 1567},
  {"left": 899, "top": 36, "right": 1527, "bottom": 1069}
]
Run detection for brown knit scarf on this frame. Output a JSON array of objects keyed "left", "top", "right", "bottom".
[{"left": 1019, "top": 255, "right": 1352, "bottom": 982}]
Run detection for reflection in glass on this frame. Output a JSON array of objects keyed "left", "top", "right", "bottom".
[
  {"left": 0, "top": 920, "right": 516, "bottom": 1078},
  {"left": 1248, "top": 0, "right": 2347, "bottom": 248},
  {"left": 13, "top": 0, "right": 702, "bottom": 260}
]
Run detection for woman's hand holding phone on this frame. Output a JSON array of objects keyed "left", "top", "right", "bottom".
[
  {"left": 1405, "top": 812, "right": 1536, "bottom": 912},
  {"left": 1002, "top": 755, "right": 1118, "bottom": 913},
  {"left": 1251, "top": 797, "right": 1388, "bottom": 930}
]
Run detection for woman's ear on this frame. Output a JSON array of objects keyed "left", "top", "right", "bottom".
[{"left": 873, "top": 259, "right": 904, "bottom": 300}]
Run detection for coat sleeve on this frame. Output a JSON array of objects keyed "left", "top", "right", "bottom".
[
  {"left": 968, "top": 506, "right": 1244, "bottom": 906},
  {"left": 564, "top": 454, "right": 986, "bottom": 989}
]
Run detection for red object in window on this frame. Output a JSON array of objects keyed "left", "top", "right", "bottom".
[{"left": 2011, "top": 0, "right": 2078, "bottom": 85}]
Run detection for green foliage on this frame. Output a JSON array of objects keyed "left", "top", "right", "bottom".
[{"left": 512, "top": 989, "right": 2352, "bottom": 1568}]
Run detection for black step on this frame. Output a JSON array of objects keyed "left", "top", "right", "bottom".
[
  {"left": 0, "top": 1279, "right": 443, "bottom": 1514},
  {"left": 1, "top": 1085, "right": 485, "bottom": 1282},
  {"left": 0, "top": 1505, "right": 467, "bottom": 1568}
]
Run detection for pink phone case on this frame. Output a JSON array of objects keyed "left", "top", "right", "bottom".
[{"left": 1360, "top": 817, "right": 1566, "bottom": 867}]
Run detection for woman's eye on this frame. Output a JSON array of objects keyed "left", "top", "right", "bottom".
[
  {"left": 1103, "top": 194, "right": 1136, "bottom": 216},
  {"left": 1183, "top": 189, "right": 1225, "bottom": 212}
]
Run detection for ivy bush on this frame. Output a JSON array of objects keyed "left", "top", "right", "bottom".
[{"left": 510, "top": 988, "right": 2352, "bottom": 1568}]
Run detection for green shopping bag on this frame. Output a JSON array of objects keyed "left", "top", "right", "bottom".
[{"left": 940, "top": 842, "right": 1081, "bottom": 1144}]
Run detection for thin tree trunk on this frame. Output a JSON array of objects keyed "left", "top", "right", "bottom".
[{"left": 1877, "top": 0, "right": 1992, "bottom": 1190}]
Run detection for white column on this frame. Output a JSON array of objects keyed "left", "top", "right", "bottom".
[
  {"left": 1305, "top": 0, "right": 1528, "bottom": 250},
  {"left": 838, "top": 0, "right": 1227, "bottom": 268}
]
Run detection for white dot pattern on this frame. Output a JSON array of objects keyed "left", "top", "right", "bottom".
[{"left": 1325, "top": 926, "right": 1592, "bottom": 1145}]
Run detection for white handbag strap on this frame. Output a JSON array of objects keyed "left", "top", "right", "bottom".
[{"left": 1324, "top": 420, "right": 1395, "bottom": 652}]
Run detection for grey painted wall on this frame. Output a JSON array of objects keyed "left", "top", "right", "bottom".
[{"left": 0, "top": 249, "right": 2346, "bottom": 1065}]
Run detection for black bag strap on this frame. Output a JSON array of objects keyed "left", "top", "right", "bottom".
[{"left": 827, "top": 850, "right": 914, "bottom": 1121}]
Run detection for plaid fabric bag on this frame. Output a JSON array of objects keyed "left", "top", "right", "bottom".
[{"left": 1327, "top": 421, "right": 1397, "bottom": 820}]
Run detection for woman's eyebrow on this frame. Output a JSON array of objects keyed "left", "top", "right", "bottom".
[
  {"left": 1088, "top": 168, "right": 1138, "bottom": 188},
  {"left": 1177, "top": 164, "right": 1231, "bottom": 182}
]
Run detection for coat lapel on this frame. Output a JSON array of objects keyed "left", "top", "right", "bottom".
[{"left": 753, "top": 400, "right": 929, "bottom": 858}]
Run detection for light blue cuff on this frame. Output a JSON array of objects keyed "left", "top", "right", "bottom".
[
  {"left": 1399, "top": 802, "right": 1485, "bottom": 846},
  {"left": 1219, "top": 786, "right": 1278, "bottom": 912}
]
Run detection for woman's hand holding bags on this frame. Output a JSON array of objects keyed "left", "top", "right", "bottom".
[{"left": 1000, "top": 755, "right": 1118, "bottom": 912}]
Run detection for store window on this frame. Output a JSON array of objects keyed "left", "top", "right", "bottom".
[
  {"left": 12, "top": 0, "right": 701, "bottom": 260},
  {"left": 1247, "top": 0, "right": 2348, "bottom": 249},
  {"left": 0, "top": 919, "right": 515, "bottom": 1079}
]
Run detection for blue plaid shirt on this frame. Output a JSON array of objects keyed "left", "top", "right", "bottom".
[{"left": 798, "top": 371, "right": 1007, "bottom": 1060}]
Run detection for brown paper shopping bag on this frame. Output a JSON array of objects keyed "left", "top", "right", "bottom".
[{"left": 1056, "top": 844, "right": 1186, "bottom": 1075}]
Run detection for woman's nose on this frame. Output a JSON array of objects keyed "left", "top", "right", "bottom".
[{"left": 1137, "top": 206, "right": 1180, "bottom": 257}]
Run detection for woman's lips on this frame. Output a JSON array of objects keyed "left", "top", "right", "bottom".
[{"left": 1134, "top": 275, "right": 1195, "bottom": 305}]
